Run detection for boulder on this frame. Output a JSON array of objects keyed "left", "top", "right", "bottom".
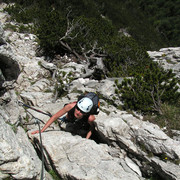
[
  {"left": 30, "top": 131, "right": 141, "bottom": 180},
  {"left": 0, "top": 116, "right": 52, "bottom": 179}
]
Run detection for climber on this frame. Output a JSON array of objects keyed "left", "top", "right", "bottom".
[{"left": 31, "top": 93, "right": 100, "bottom": 139}]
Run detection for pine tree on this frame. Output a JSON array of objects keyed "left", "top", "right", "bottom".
[{"left": 116, "top": 62, "right": 180, "bottom": 114}]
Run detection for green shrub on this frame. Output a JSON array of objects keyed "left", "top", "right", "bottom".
[
  {"left": 18, "top": 24, "right": 33, "bottom": 33},
  {"left": 36, "top": 10, "right": 67, "bottom": 56},
  {"left": 4, "top": 3, "right": 36, "bottom": 23},
  {"left": 3, "top": 23, "right": 18, "bottom": 32},
  {"left": 3, "top": 0, "right": 158, "bottom": 61},
  {"left": 4, "top": 0, "right": 175, "bottom": 52},
  {"left": 104, "top": 36, "right": 151, "bottom": 77},
  {"left": 137, "top": 0, "right": 180, "bottom": 47},
  {"left": 116, "top": 62, "right": 180, "bottom": 114}
]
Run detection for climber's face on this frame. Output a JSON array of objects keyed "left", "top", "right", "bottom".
[{"left": 74, "top": 106, "right": 85, "bottom": 119}]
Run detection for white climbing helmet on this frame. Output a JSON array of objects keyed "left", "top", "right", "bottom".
[{"left": 77, "top": 97, "right": 93, "bottom": 113}]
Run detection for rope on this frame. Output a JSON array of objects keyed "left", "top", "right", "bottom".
[
  {"left": 35, "top": 118, "right": 45, "bottom": 180},
  {"left": 18, "top": 101, "right": 52, "bottom": 117},
  {"left": 18, "top": 100, "right": 62, "bottom": 121},
  {"left": 17, "top": 101, "right": 45, "bottom": 179},
  {"left": 17, "top": 100, "right": 65, "bottom": 179}
]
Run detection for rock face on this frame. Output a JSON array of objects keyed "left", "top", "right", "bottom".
[
  {"left": 148, "top": 47, "right": 180, "bottom": 79},
  {"left": 31, "top": 131, "right": 140, "bottom": 180},
  {"left": 0, "top": 3, "right": 180, "bottom": 180}
]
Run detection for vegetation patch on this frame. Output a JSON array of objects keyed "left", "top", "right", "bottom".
[{"left": 115, "top": 63, "right": 180, "bottom": 115}]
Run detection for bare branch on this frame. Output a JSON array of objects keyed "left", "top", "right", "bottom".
[
  {"left": 60, "top": 9, "right": 82, "bottom": 41},
  {"left": 149, "top": 85, "right": 165, "bottom": 114}
]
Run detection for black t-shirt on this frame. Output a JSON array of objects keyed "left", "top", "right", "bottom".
[{"left": 67, "top": 106, "right": 90, "bottom": 129}]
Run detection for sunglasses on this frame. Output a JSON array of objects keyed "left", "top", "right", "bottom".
[{"left": 76, "top": 105, "right": 86, "bottom": 114}]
